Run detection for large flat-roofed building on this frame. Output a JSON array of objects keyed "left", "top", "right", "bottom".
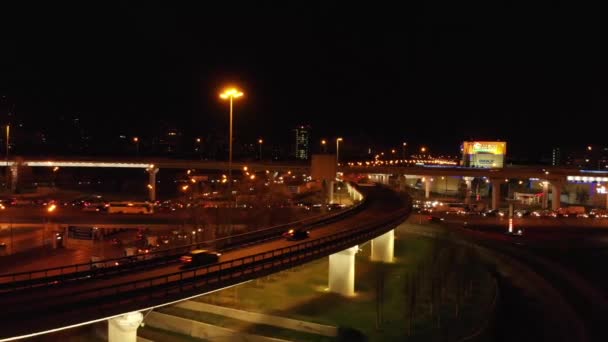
[{"left": 461, "top": 141, "right": 507, "bottom": 168}]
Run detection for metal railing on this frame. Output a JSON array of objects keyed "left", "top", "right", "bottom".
[
  {"left": 0, "top": 183, "right": 367, "bottom": 292},
  {"left": 0, "top": 198, "right": 411, "bottom": 339}
]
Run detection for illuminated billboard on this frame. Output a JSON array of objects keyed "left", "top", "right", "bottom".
[{"left": 462, "top": 141, "right": 506, "bottom": 168}]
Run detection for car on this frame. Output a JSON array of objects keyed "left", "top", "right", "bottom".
[
  {"left": 282, "top": 228, "right": 310, "bottom": 241},
  {"left": 180, "top": 249, "right": 221, "bottom": 267},
  {"left": 327, "top": 203, "right": 345, "bottom": 211},
  {"left": 506, "top": 228, "right": 524, "bottom": 237},
  {"left": 427, "top": 216, "right": 444, "bottom": 222},
  {"left": 482, "top": 209, "right": 504, "bottom": 217}
]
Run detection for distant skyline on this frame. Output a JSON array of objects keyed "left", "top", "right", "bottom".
[{"left": 2, "top": 2, "right": 608, "bottom": 159}]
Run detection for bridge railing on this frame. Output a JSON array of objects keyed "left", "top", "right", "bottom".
[
  {"left": 0, "top": 195, "right": 410, "bottom": 329},
  {"left": 0, "top": 182, "right": 366, "bottom": 292}
]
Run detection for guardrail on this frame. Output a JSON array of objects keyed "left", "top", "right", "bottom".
[
  {"left": 0, "top": 195, "right": 410, "bottom": 338},
  {"left": 0, "top": 183, "right": 367, "bottom": 292}
]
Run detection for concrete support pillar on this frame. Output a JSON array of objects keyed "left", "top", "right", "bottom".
[
  {"left": 9, "top": 165, "right": 18, "bottom": 193},
  {"left": 490, "top": 179, "right": 502, "bottom": 210},
  {"left": 147, "top": 167, "right": 159, "bottom": 202},
  {"left": 542, "top": 181, "right": 549, "bottom": 209},
  {"left": 108, "top": 311, "right": 143, "bottom": 342},
  {"left": 551, "top": 181, "right": 563, "bottom": 211},
  {"left": 424, "top": 177, "right": 431, "bottom": 199},
  {"left": 328, "top": 245, "right": 358, "bottom": 296},
  {"left": 328, "top": 180, "right": 334, "bottom": 204},
  {"left": 464, "top": 177, "right": 474, "bottom": 205},
  {"left": 371, "top": 229, "right": 394, "bottom": 263}
]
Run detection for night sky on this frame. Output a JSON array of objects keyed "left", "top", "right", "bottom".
[{"left": 1, "top": 2, "right": 607, "bottom": 158}]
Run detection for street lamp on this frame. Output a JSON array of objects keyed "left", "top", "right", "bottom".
[
  {"left": 5, "top": 124, "right": 9, "bottom": 190},
  {"left": 219, "top": 87, "right": 244, "bottom": 201},
  {"left": 0, "top": 204, "right": 12, "bottom": 255},
  {"left": 321, "top": 139, "right": 327, "bottom": 153},
  {"left": 45, "top": 204, "right": 57, "bottom": 249},
  {"left": 258, "top": 138, "right": 263, "bottom": 160},
  {"left": 195, "top": 137, "right": 202, "bottom": 159},
  {"left": 133, "top": 137, "right": 139, "bottom": 157},
  {"left": 52, "top": 166, "right": 59, "bottom": 188},
  {"left": 336, "top": 138, "right": 343, "bottom": 167},
  {"left": 402, "top": 142, "right": 407, "bottom": 159}
]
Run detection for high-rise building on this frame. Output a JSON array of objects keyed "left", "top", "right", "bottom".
[
  {"left": 552, "top": 147, "right": 561, "bottom": 166},
  {"left": 293, "top": 125, "right": 311, "bottom": 160}
]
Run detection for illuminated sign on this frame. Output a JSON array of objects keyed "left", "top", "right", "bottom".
[
  {"left": 462, "top": 141, "right": 507, "bottom": 168},
  {"left": 463, "top": 141, "right": 506, "bottom": 155}
]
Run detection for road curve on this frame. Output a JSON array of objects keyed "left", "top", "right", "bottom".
[{"left": 0, "top": 185, "right": 411, "bottom": 341}]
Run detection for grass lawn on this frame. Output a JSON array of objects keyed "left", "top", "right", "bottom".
[{"left": 158, "top": 220, "right": 497, "bottom": 341}]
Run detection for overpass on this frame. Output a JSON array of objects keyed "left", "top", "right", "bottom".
[
  {"left": 2, "top": 157, "right": 309, "bottom": 202},
  {"left": 0, "top": 184, "right": 411, "bottom": 341},
  {"left": 345, "top": 165, "right": 608, "bottom": 210},
  {"left": 4, "top": 155, "right": 603, "bottom": 210}
]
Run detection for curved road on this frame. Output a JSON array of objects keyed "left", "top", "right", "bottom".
[{"left": 0, "top": 185, "right": 410, "bottom": 340}]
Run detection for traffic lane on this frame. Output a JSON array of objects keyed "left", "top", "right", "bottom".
[
  {"left": 436, "top": 213, "right": 608, "bottom": 233},
  {"left": 1, "top": 201, "right": 391, "bottom": 302},
  {"left": 0, "top": 187, "right": 405, "bottom": 304},
  {"left": 436, "top": 215, "right": 608, "bottom": 248}
]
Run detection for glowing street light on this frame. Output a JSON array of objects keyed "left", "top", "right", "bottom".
[
  {"left": 132, "top": 137, "right": 139, "bottom": 157},
  {"left": 336, "top": 138, "right": 343, "bottom": 167},
  {"left": 5, "top": 124, "right": 9, "bottom": 190},
  {"left": 258, "top": 138, "right": 263, "bottom": 160},
  {"left": 321, "top": 139, "right": 327, "bottom": 153},
  {"left": 219, "top": 87, "right": 244, "bottom": 201}
]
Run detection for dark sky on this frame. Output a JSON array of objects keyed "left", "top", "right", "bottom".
[{"left": 1, "top": 1, "right": 607, "bottom": 158}]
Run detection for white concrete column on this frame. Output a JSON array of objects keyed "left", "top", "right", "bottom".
[
  {"left": 464, "top": 177, "right": 473, "bottom": 205},
  {"left": 328, "top": 180, "right": 334, "bottom": 204},
  {"left": 541, "top": 181, "right": 549, "bottom": 209},
  {"left": 371, "top": 229, "right": 394, "bottom": 263},
  {"left": 424, "top": 177, "right": 431, "bottom": 199},
  {"left": 328, "top": 245, "right": 358, "bottom": 296},
  {"left": 108, "top": 311, "right": 143, "bottom": 342},
  {"left": 490, "top": 179, "right": 502, "bottom": 210},
  {"left": 551, "top": 181, "right": 563, "bottom": 211},
  {"left": 147, "top": 167, "right": 159, "bottom": 202}
]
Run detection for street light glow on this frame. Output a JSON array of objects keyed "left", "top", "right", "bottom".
[
  {"left": 47, "top": 204, "right": 57, "bottom": 213},
  {"left": 219, "top": 88, "right": 244, "bottom": 99}
]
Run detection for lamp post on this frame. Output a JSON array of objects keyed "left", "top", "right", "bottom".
[
  {"left": 5, "top": 124, "right": 9, "bottom": 190},
  {"left": 45, "top": 203, "right": 57, "bottom": 249},
  {"left": 52, "top": 166, "right": 59, "bottom": 188},
  {"left": 133, "top": 137, "right": 139, "bottom": 157},
  {"left": 321, "top": 139, "right": 327, "bottom": 153},
  {"left": 195, "top": 137, "right": 202, "bottom": 159},
  {"left": 402, "top": 142, "right": 407, "bottom": 159},
  {"left": 336, "top": 138, "right": 343, "bottom": 167},
  {"left": 0, "top": 204, "right": 12, "bottom": 254},
  {"left": 219, "top": 88, "right": 244, "bottom": 202},
  {"left": 258, "top": 138, "right": 263, "bottom": 160}
]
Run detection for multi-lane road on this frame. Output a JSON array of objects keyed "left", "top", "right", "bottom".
[{"left": 0, "top": 185, "right": 410, "bottom": 340}]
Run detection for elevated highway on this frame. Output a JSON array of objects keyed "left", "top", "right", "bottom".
[{"left": 0, "top": 185, "right": 411, "bottom": 341}]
